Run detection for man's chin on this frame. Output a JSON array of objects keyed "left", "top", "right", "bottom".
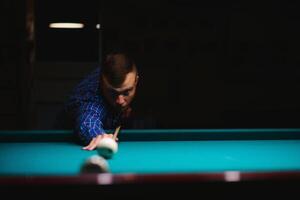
[{"left": 114, "top": 105, "right": 128, "bottom": 112}]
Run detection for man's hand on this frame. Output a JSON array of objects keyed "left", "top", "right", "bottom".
[{"left": 82, "top": 133, "right": 118, "bottom": 151}]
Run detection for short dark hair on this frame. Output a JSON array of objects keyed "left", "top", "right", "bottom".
[{"left": 101, "top": 51, "right": 137, "bottom": 87}]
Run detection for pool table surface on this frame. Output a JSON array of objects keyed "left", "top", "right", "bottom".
[{"left": 1, "top": 128, "right": 300, "bottom": 196}]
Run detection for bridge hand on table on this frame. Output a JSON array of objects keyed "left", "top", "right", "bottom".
[{"left": 82, "top": 133, "right": 118, "bottom": 151}]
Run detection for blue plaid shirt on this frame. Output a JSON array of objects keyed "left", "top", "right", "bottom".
[{"left": 65, "top": 67, "right": 122, "bottom": 145}]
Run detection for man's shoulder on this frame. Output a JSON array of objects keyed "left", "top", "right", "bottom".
[
  {"left": 76, "top": 67, "right": 100, "bottom": 88},
  {"left": 67, "top": 67, "right": 102, "bottom": 102},
  {"left": 82, "top": 67, "right": 101, "bottom": 82}
]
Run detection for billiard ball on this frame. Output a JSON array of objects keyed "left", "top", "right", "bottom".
[
  {"left": 96, "top": 137, "right": 118, "bottom": 159},
  {"left": 80, "top": 155, "right": 109, "bottom": 174}
]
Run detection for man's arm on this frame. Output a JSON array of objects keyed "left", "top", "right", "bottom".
[
  {"left": 74, "top": 101, "right": 117, "bottom": 150},
  {"left": 75, "top": 102, "right": 106, "bottom": 146}
]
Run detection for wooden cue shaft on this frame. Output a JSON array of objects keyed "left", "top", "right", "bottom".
[{"left": 113, "top": 125, "right": 121, "bottom": 140}]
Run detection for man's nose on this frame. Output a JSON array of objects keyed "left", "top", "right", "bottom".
[{"left": 115, "top": 95, "right": 125, "bottom": 105}]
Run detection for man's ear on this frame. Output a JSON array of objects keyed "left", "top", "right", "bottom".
[{"left": 135, "top": 75, "right": 139, "bottom": 85}]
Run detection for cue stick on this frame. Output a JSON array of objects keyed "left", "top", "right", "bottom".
[{"left": 113, "top": 125, "right": 121, "bottom": 140}]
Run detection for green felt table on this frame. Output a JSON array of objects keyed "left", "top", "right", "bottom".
[{"left": 1, "top": 129, "right": 300, "bottom": 185}]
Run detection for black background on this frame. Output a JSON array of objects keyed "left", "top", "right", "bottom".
[{"left": 1, "top": 0, "right": 300, "bottom": 129}]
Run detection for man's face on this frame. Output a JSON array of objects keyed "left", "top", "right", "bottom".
[{"left": 101, "top": 71, "right": 138, "bottom": 112}]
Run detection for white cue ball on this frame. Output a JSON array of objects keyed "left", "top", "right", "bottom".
[
  {"left": 80, "top": 155, "right": 109, "bottom": 173},
  {"left": 96, "top": 137, "right": 118, "bottom": 159}
]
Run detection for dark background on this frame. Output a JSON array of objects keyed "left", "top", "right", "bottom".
[{"left": 1, "top": 0, "right": 300, "bottom": 130}]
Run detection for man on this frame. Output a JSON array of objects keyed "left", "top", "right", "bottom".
[{"left": 64, "top": 51, "right": 139, "bottom": 150}]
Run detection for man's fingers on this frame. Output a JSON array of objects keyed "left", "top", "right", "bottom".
[
  {"left": 82, "top": 138, "right": 96, "bottom": 150},
  {"left": 82, "top": 135, "right": 103, "bottom": 150},
  {"left": 104, "top": 134, "right": 118, "bottom": 141},
  {"left": 105, "top": 133, "right": 118, "bottom": 141},
  {"left": 82, "top": 133, "right": 118, "bottom": 151},
  {"left": 87, "top": 135, "right": 103, "bottom": 150},
  {"left": 103, "top": 133, "right": 114, "bottom": 138},
  {"left": 91, "top": 136, "right": 103, "bottom": 150}
]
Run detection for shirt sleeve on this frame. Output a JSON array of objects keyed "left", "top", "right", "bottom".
[{"left": 75, "top": 101, "right": 106, "bottom": 145}]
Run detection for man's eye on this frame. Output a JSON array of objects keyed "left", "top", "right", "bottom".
[
  {"left": 122, "top": 91, "right": 130, "bottom": 96},
  {"left": 108, "top": 88, "right": 132, "bottom": 97},
  {"left": 109, "top": 90, "right": 118, "bottom": 97}
]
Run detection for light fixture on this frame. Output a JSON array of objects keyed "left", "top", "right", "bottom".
[{"left": 49, "top": 23, "right": 84, "bottom": 29}]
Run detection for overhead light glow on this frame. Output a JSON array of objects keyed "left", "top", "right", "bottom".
[
  {"left": 96, "top": 24, "right": 101, "bottom": 29},
  {"left": 49, "top": 23, "right": 84, "bottom": 29}
]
